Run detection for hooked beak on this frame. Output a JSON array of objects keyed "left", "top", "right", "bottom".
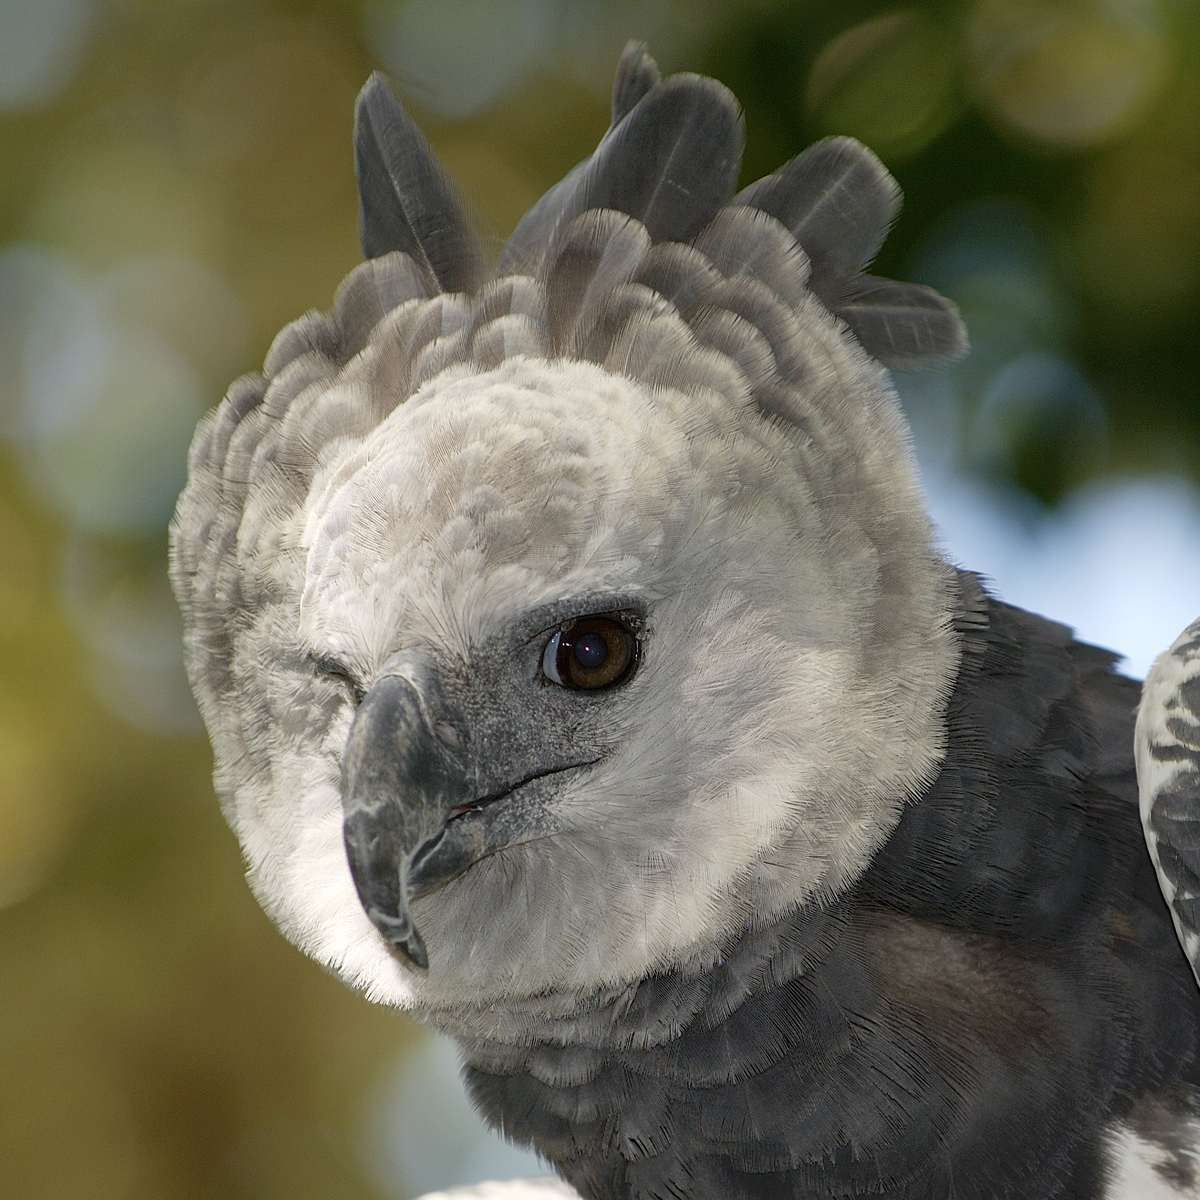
[
  {"left": 340, "top": 672, "right": 466, "bottom": 970},
  {"left": 340, "top": 662, "right": 594, "bottom": 969}
]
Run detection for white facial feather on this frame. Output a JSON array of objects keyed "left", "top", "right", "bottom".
[
  {"left": 177, "top": 303, "right": 957, "bottom": 1015},
  {"left": 171, "top": 85, "right": 968, "bottom": 1023}
]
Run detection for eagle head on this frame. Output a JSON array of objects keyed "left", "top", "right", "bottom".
[{"left": 170, "top": 44, "right": 964, "bottom": 1021}]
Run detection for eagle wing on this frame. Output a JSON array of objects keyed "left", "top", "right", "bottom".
[{"left": 1137, "top": 616, "right": 1200, "bottom": 988}]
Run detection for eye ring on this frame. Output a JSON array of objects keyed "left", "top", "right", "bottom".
[{"left": 542, "top": 615, "right": 638, "bottom": 691}]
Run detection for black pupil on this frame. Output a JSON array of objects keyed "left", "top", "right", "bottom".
[{"left": 574, "top": 632, "right": 609, "bottom": 669}]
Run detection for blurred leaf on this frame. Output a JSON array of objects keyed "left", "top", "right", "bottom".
[
  {"left": 806, "top": 10, "right": 963, "bottom": 160},
  {"left": 0, "top": 2, "right": 1198, "bottom": 1198},
  {"left": 968, "top": 0, "right": 1170, "bottom": 148},
  {"left": 1073, "top": 143, "right": 1200, "bottom": 325}
]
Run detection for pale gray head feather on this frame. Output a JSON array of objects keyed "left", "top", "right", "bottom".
[{"left": 171, "top": 45, "right": 965, "bottom": 1019}]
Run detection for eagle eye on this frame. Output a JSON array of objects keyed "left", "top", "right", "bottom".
[{"left": 542, "top": 616, "right": 637, "bottom": 690}]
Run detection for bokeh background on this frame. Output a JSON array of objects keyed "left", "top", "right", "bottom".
[{"left": 0, "top": 0, "right": 1198, "bottom": 1196}]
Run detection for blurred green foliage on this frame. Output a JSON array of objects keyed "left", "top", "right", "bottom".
[{"left": 0, "top": 1, "right": 1197, "bottom": 1196}]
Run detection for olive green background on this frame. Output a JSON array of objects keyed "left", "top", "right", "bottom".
[{"left": 0, "top": 1, "right": 1196, "bottom": 1196}]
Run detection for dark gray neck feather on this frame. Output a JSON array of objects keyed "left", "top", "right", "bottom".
[{"left": 444, "top": 574, "right": 1200, "bottom": 1200}]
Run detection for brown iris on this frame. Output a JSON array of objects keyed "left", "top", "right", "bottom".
[{"left": 549, "top": 616, "right": 637, "bottom": 690}]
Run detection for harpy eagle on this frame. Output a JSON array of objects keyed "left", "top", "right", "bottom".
[{"left": 170, "top": 43, "right": 1200, "bottom": 1200}]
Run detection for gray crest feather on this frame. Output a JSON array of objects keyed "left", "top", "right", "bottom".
[
  {"left": 571, "top": 282, "right": 674, "bottom": 366},
  {"left": 736, "top": 136, "right": 966, "bottom": 367},
  {"left": 611, "top": 40, "right": 661, "bottom": 124},
  {"left": 688, "top": 307, "right": 775, "bottom": 395},
  {"left": 836, "top": 275, "right": 968, "bottom": 369},
  {"left": 262, "top": 310, "right": 339, "bottom": 379},
  {"left": 491, "top": 41, "right": 662, "bottom": 277},
  {"left": 735, "top": 136, "right": 899, "bottom": 300},
  {"left": 692, "top": 208, "right": 811, "bottom": 310},
  {"left": 491, "top": 161, "right": 590, "bottom": 280},
  {"left": 581, "top": 75, "right": 743, "bottom": 244},
  {"left": 462, "top": 277, "right": 549, "bottom": 364},
  {"left": 1137, "top": 616, "right": 1200, "bottom": 989},
  {"left": 634, "top": 243, "right": 724, "bottom": 317},
  {"left": 704, "top": 276, "right": 809, "bottom": 379},
  {"left": 333, "top": 253, "right": 434, "bottom": 360},
  {"left": 354, "top": 72, "right": 486, "bottom": 292},
  {"left": 603, "top": 307, "right": 747, "bottom": 407},
  {"left": 470, "top": 312, "right": 547, "bottom": 367},
  {"left": 543, "top": 210, "right": 651, "bottom": 356},
  {"left": 497, "top": 53, "right": 743, "bottom": 276},
  {"left": 472, "top": 274, "right": 546, "bottom": 327}
]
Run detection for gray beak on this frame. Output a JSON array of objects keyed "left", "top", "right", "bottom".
[
  {"left": 340, "top": 671, "right": 467, "bottom": 969},
  {"left": 341, "top": 657, "right": 588, "bottom": 969}
]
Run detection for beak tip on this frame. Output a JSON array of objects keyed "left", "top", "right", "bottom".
[
  {"left": 401, "top": 933, "right": 429, "bottom": 970},
  {"left": 367, "top": 906, "right": 429, "bottom": 970}
]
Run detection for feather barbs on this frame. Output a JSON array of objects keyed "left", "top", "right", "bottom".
[
  {"left": 349, "top": 41, "right": 963, "bottom": 370},
  {"left": 169, "top": 41, "right": 965, "bottom": 1005}
]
